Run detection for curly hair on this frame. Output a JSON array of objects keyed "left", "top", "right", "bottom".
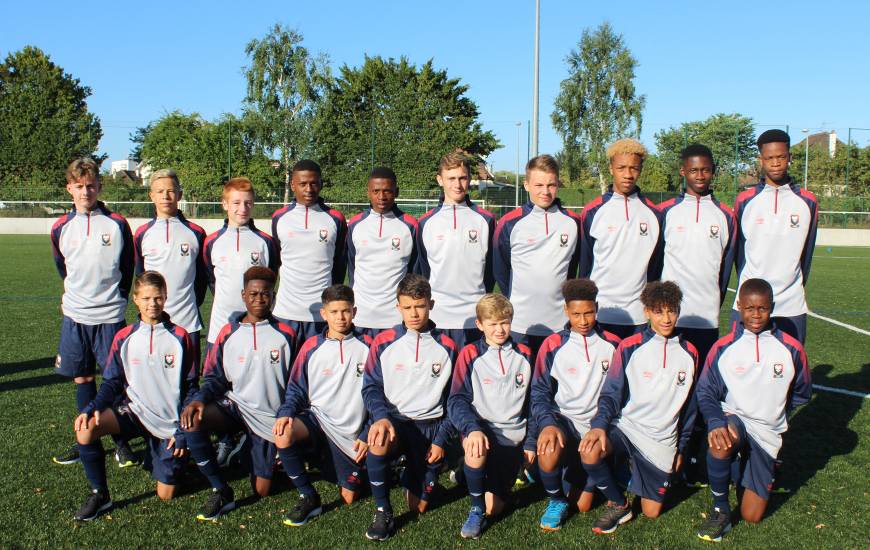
[
  {"left": 640, "top": 281, "right": 682, "bottom": 311},
  {"left": 606, "top": 138, "right": 648, "bottom": 161},
  {"left": 562, "top": 278, "right": 598, "bottom": 303}
]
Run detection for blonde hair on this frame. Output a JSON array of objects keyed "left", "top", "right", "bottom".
[
  {"left": 150, "top": 168, "right": 181, "bottom": 191},
  {"left": 606, "top": 138, "right": 648, "bottom": 161},
  {"left": 438, "top": 152, "right": 471, "bottom": 176},
  {"left": 476, "top": 293, "right": 514, "bottom": 321},
  {"left": 65, "top": 158, "right": 100, "bottom": 184},
  {"left": 526, "top": 154, "right": 559, "bottom": 177},
  {"left": 222, "top": 177, "right": 255, "bottom": 201}
]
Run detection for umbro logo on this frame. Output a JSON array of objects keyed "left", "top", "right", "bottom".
[{"left": 196, "top": 460, "right": 210, "bottom": 467}]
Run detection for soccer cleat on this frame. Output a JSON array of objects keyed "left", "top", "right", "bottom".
[
  {"left": 114, "top": 442, "right": 139, "bottom": 468},
  {"left": 365, "top": 508, "right": 395, "bottom": 541},
  {"left": 52, "top": 445, "right": 81, "bottom": 465},
  {"left": 196, "top": 486, "right": 236, "bottom": 522},
  {"left": 591, "top": 501, "right": 633, "bottom": 534},
  {"left": 539, "top": 498, "right": 570, "bottom": 531},
  {"left": 697, "top": 507, "right": 732, "bottom": 542},
  {"left": 282, "top": 492, "right": 323, "bottom": 527},
  {"left": 460, "top": 506, "right": 487, "bottom": 539},
  {"left": 74, "top": 489, "right": 112, "bottom": 521},
  {"left": 217, "top": 434, "right": 247, "bottom": 468}
]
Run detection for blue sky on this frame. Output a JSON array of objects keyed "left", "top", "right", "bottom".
[{"left": 3, "top": 0, "right": 868, "bottom": 172}]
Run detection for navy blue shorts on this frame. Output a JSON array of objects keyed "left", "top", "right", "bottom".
[
  {"left": 552, "top": 416, "right": 595, "bottom": 493},
  {"left": 727, "top": 416, "right": 776, "bottom": 501},
  {"left": 297, "top": 411, "right": 366, "bottom": 492},
  {"left": 215, "top": 398, "right": 278, "bottom": 479},
  {"left": 677, "top": 327, "right": 720, "bottom": 367},
  {"left": 609, "top": 427, "right": 671, "bottom": 503},
  {"left": 392, "top": 417, "right": 446, "bottom": 500},
  {"left": 441, "top": 328, "right": 482, "bottom": 353},
  {"left": 55, "top": 316, "right": 126, "bottom": 378},
  {"left": 597, "top": 323, "right": 645, "bottom": 341},
  {"left": 274, "top": 319, "right": 326, "bottom": 348},
  {"left": 482, "top": 440, "right": 524, "bottom": 500},
  {"left": 114, "top": 402, "right": 185, "bottom": 485}
]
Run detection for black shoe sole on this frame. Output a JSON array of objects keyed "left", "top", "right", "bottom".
[{"left": 74, "top": 500, "right": 113, "bottom": 522}]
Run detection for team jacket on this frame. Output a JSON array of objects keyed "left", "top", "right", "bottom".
[
  {"left": 277, "top": 329, "right": 374, "bottom": 460},
  {"left": 732, "top": 179, "right": 818, "bottom": 317},
  {"left": 448, "top": 339, "right": 534, "bottom": 448},
  {"left": 590, "top": 328, "right": 699, "bottom": 473},
  {"left": 658, "top": 193, "right": 736, "bottom": 329},
  {"left": 196, "top": 313, "right": 297, "bottom": 443},
  {"left": 494, "top": 200, "right": 581, "bottom": 335},
  {"left": 697, "top": 322, "right": 811, "bottom": 459},
  {"left": 83, "top": 316, "right": 197, "bottom": 441},
  {"left": 347, "top": 206, "right": 418, "bottom": 329},
  {"left": 531, "top": 327, "right": 622, "bottom": 437},
  {"left": 417, "top": 197, "right": 496, "bottom": 329},
  {"left": 134, "top": 214, "right": 208, "bottom": 332},
  {"left": 579, "top": 187, "right": 663, "bottom": 326},
  {"left": 50, "top": 202, "right": 134, "bottom": 324},
  {"left": 271, "top": 200, "right": 347, "bottom": 323},
  {"left": 203, "top": 220, "right": 277, "bottom": 343},
  {"left": 362, "top": 321, "right": 457, "bottom": 448}
]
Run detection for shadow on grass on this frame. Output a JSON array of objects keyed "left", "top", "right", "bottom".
[{"left": 0, "top": 357, "right": 67, "bottom": 392}]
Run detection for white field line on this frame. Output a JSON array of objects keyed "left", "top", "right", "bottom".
[{"left": 810, "top": 385, "right": 870, "bottom": 399}]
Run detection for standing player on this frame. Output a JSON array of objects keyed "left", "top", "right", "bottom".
[
  {"left": 531, "top": 279, "right": 621, "bottom": 531},
  {"left": 732, "top": 130, "right": 818, "bottom": 343},
  {"left": 272, "top": 160, "right": 347, "bottom": 343},
  {"left": 579, "top": 138, "right": 663, "bottom": 339},
  {"left": 362, "top": 274, "right": 457, "bottom": 541},
  {"left": 347, "top": 167, "right": 418, "bottom": 337},
  {"left": 51, "top": 157, "right": 137, "bottom": 467},
  {"left": 180, "top": 267, "right": 297, "bottom": 521},
  {"left": 273, "top": 284, "right": 373, "bottom": 526},
  {"left": 494, "top": 155, "right": 581, "bottom": 354},
  {"left": 695, "top": 279, "right": 811, "bottom": 542},
  {"left": 580, "top": 281, "right": 698, "bottom": 534},
  {"left": 72, "top": 271, "right": 197, "bottom": 520},
  {"left": 417, "top": 152, "right": 496, "bottom": 350}
]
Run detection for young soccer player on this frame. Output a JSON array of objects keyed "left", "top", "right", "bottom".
[
  {"left": 447, "top": 294, "right": 534, "bottom": 539},
  {"left": 362, "top": 274, "right": 458, "bottom": 541},
  {"left": 180, "top": 267, "right": 297, "bottom": 521},
  {"left": 494, "top": 154, "right": 581, "bottom": 355},
  {"left": 731, "top": 130, "right": 818, "bottom": 343},
  {"left": 347, "top": 167, "right": 418, "bottom": 337},
  {"left": 272, "top": 160, "right": 347, "bottom": 342},
  {"left": 579, "top": 139, "right": 664, "bottom": 339},
  {"left": 273, "top": 284, "right": 374, "bottom": 526},
  {"left": 51, "top": 157, "right": 137, "bottom": 467},
  {"left": 417, "top": 152, "right": 496, "bottom": 350},
  {"left": 72, "top": 271, "right": 197, "bottom": 521},
  {"left": 531, "top": 279, "right": 622, "bottom": 531},
  {"left": 695, "top": 278, "right": 811, "bottom": 542},
  {"left": 580, "top": 281, "right": 698, "bottom": 534}
]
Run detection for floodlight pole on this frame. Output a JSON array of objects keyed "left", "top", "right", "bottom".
[
  {"left": 516, "top": 123, "right": 522, "bottom": 207},
  {"left": 801, "top": 128, "right": 809, "bottom": 190},
  {"left": 531, "top": 0, "right": 540, "bottom": 157}
]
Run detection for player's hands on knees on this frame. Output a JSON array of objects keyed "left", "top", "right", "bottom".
[
  {"left": 353, "top": 439, "right": 368, "bottom": 462},
  {"left": 708, "top": 425, "right": 736, "bottom": 451},
  {"left": 463, "top": 431, "right": 489, "bottom": 459},
  {"left": 579, "top": 428, "right": 608, "bottom": 457},
  {"left": 426, "top": 443, "right": 445, "bottom": 464},
  {"left": 74, "top": 411, "right": 94, "bottom": 431},
  {"left": 368, "top": 419, "right": 396, "bottom": 448},
  {"left": 180, "top": 400, "right": 205, "bottom": 430},
  {"left": 537, "top": 425, "right": 565, "bottom": 456},
  {"left": 273, "top": 416, "right": 293, "bottom": 440}
]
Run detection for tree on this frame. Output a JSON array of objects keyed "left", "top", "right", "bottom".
[
  {"left": 242, "top": 24, "right": 330, "bottom": 203},
  {"left": 313, "top": 55, "right": 500, "bottom": 192},
  {"left": 552, "top": 23, "right": 645, "bottom": 191},
  {"left": 0, "top": 46, "right": 102, "bottom": 198}
]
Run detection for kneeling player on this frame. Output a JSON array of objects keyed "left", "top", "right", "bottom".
[
  {"left": 580, "top": 281, "right": 698, "bottom": 534},
  {"left": 180, "top": 267, "right": 296, "bottom": 521},
  {"left": 72, "top": 271, "right": 197, "bottom": 520},
  {"left": 447, "top": 294, "right": 534, "bottom": 539},
  {"left": 531, "top": 279, "right": 621, "bottom": 530},
  {"left": 273, "top": 284, "right": 373, "bottom": 526},
  {"left": 695, "top": 278, "right": 811, "bottom": 542}
]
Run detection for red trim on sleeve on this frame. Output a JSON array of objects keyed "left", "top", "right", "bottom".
[{"left": 493, "top": 207, "right": 524, "bottom": 244}]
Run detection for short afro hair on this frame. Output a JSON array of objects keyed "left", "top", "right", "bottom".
[
  {"left": 322, "top": 284, "right": 355, "bottom": 305},
  {"left": 606, "top": 138, "right": 648, "bottom": 161},
  {"left": 243, "top": 266, "right": 276, "bottom": 288},
  {"left": 368, "top": 166, "right": 397, "bottom": 186},
  {"left": 680, "top": 144, "right": 714, "bottom": 164},
  {"left": 396, "top": 273, "right": 431, "bottom": 300},
  {"left": 756, "top": 129, "right": 790, "bottom": 150},
  {"left": 291, "top": 159, "right": 322, "bottom": 178},
  {"left": 640, "top": 281, "right": 682, "bottom": 312},
  {"left": 738, "top": 278, "right": 773, "bottom": 304},
  {"left": 562, "top": 278, "right": 598, "bottom": 303}
]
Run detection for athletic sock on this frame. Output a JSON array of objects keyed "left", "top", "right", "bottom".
[
  {"left": 277, "top": 445, "right": 316, "bottom": 496},
  {"left": 185, "top": 429, "right": 226, "bottom": 490},
  {"left": 78, "top": 440, "right": 107, "bottom": 493},
  {"left": 463, "top": 463, "right": 486, "bottom": 509},
  {"left": 540, "top": 466, "right": 567, "bottom": 502},
  {"left": 583, "top": 460, "right": 625, "bottom": 506},
  {"left": 366, "top": 452, "right": 392, "bottom": 512},
  {"left": 75, "top": 381, "right": 97, "bottom": 412},
  {"left": 707, "top": 453, "right": 732, "bottom": 514}
]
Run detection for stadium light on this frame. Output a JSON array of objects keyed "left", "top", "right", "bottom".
[
  {"left": 516, "top": 122, "right": 522, "bottom": 207},
  {"left": 801, "top": 128, "right": 809, "bottom": 190},
  {"left": 531, "top": 0, "right": 540, "bottom": 157}
]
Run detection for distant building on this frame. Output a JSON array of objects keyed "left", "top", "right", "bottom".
[
  {"left": 110, "top": 159, "right": 137, "bottom": 176},
  {"left": 797, "top": 130, "right": 844, "bottom": 158}
]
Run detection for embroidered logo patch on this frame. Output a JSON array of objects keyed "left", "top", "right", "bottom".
[
  {"left": 601, "top": 359, "right": 610, "bottom": 373},
  {"left": 270, "top": 349, "right": 280, "bottom": 364},
  {"left": 559, "top": 233, "right": 569, "bottom": 247},
  {"left": 319, "top": 228, "right": 328, "bottom": 242},
  {"left": 163, "top": 354, "right": 175, "bottom": 368},
  {"left": 677, "top": 370, "right": 686, "bottom": 386},
  {"left": 391, "top": 236, "right": 401, "bottom": 251},
  {"left": 639, "top": 222, "right": 649, "bottom": 236},
  {"left": 180, "top": 242, "right": 190, "bottom": 256},
  {"left": 514, "top": 372, "right": 525, "bottom": 388},
  {"left": 789, "top": 214, "right": 800, "bottom": 228},
  {"left": 468, "top": 229, "right": 478, "bottom": 243},
  {"left": 101, "top": 233, "right": 111, "bottom": 246},
  {"left": 250, "top": 251, "right": 261, "bottom": 265},
  {"left": 773, "top": 363, "right": 784, "bottom": 378},
  {"left": 355, "top": 362, "right": 365, "bottom": 377},
  {"left": 431, "top": 362, "right": 443, "bottom": 377},
  {"left": 709, "top": 224, "right": 720, "bottom": 238}
]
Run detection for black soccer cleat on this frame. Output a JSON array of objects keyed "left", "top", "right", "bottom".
[
  {"left": 196, "top": 486, "right": 236, "bottom": 522},
  {"left": 283, "top": 492, "right": 323, "bottom": 527},
  {"left": 365, "top": 508, "right": 395, "bottom": 541},
  {"left": 53, "top": 445, "right": 81, "bottom": 465},
  {"left": 697, "top": 507, "right": 732, "bottom": 542},
  {"left": 74, "top": 489, "right": 112, "bottom": 521},
  {"left": 114, "top": 442, "right": 139, "bottom": 468}
]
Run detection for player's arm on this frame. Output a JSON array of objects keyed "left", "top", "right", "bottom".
[
  {"left": 787, "top": 341, "right": 812, "bottom": 411},
  {"left": 483, "top": 213, "right": 496, "bottom": 292},
  {"left": 202, "top": 236, "right": 217, "bottom": 294},
  {"left": 194, "top": 335, "right": 230, "bottom": 404},
  {"left": 132, "top": 224, "right": 147, "bottom": 275},
  {"left": 577, "top": 208, "right": 595, "bottom": 278},
  {"left": 275, "top": 343, "right": 312, "bottom": 427},
  {"left": 361, "top": 342, "right": 390, "bottom": 423},
  {"left": 799, "top": 193, "right": 819, "bottom": 285},
  {"left": 331, "top": 213, "right": 348, "bottom": 284},
  {"left": 492, "top": 217, "right": 512, "bottom": 296},
  {"left": 530, "top": 338, "right": 561, "bottom": 431},
  {"left": 447, "top": 347, "right": 484, "bottom": 438},
  {"left": 646, "top": 205, "right": 665, "bottom": 282},
  {"left": 718, "top": 205, "right": 738, "bottom": 304},
  {"left": 50, "top": 218, "right": 68, "bottom": 279},
  {"left": 414, "top": 215, "right": 430, "bottom": 277},
  {"left": 80, "top": 333, "right": 128, "bottom": 420},
  {"left": 116, "top": 219, "right": 135, "bottom": 301},
  {"left": 193, "top": 226, "right": 208, "bottom": 306}
]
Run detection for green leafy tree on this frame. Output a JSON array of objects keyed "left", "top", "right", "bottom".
[
  {"left": 552, "top": 23, "right": 645, "bottom": 191},
  {"left": 0, "top": 46, "right": 102, "bottom": 198}
]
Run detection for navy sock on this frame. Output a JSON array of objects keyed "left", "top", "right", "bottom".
[
  {"left": 185, "top": 429, "right": 225, "bottom": 490},
  {"left": 75, "top": 381, "right": 97, "bottom": 412},
  {"left": 78, "top": 440, "right": 107, "bottom": 493},
  {"left": 583, "top": 460, "right": 625, "bottom": 506},
  {"left": 277, "top": 445, "right": 315, "bottom": 496},
  {"left": 707, "top": 453, "right": 732, "bottom": 514},
  {"left": 540, "top": 466, "right": 567, "bottom": 502},
  {"left": 464, "top": 463, "right": 486, "bottom": 509},
  {"left": 366, "top": 452, "right": 392, "bottom": 512}
]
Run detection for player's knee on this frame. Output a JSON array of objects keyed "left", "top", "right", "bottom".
[
  {"left": 709, "top": 446, "right": 732, "bottom": 460},
  {"left": 742, "top": 510, "right": 763, "bottom": 524},
  {"left": 73, "top": 375, "right": 95, "bottom": 384},
  {"left": 580, "top": 448, "right": 600, "bottom": 465},
  {"left": 641, "top": 504, "right": 662, "bottom": 519},
  {"left": 368, "top": 442, "right": 389, "bottom": 456},
  {"left": 341, "top": 490, "right": 359, "bottom": 505}
]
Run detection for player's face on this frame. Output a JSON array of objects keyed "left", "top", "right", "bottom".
[
  {"left": 737, "top": 292, "right": 772, "bottom": 334},
  {"left": 66, "top": 177, "right": 102, "bottom": 212},
  {"left": 524, "top": 169, "right": 559, "bottom": 209},
  {"left": 565, "top": 300, "right": 597, "bottom": 336},
  {"left": 680, "top": 156, "right": 714, "bottom": 197},
  {"left": 133, "top": 284, "right": 166, "bottom": 323},
  {"left": 759, "top": 142, "right": 791, "bottom": 184},
  {"left": 396, "top": 295, "right": 433, "bottom": 332},
  {"left": 436, "top": 166, "right": 470, "bottom": 204},
  {"left": 609, "top": 153, "right": 643, "bottom": 195},
  {"left": 292, "top": 170, "right": 322, "bottom": 206},
  {"left": 321, "top": 300, "right": 356, "bottom": 335},
  {"left": 475, "top": 317, "right": 511, "bottom": 346},
  {"left": 241, "top": 279, "right": 274, "bottom": 320},
  {"left": 368, "top": 178, "right": 398, "bottom": 214},
  {"left": 644, "top": 305, "right": 678, "bottom": 338},
  {"left": 222, "top": 190, "right": 254, "bottom": 227},
  {"left": 150, "top": 177, "right": 181, "bottom": 217}
]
